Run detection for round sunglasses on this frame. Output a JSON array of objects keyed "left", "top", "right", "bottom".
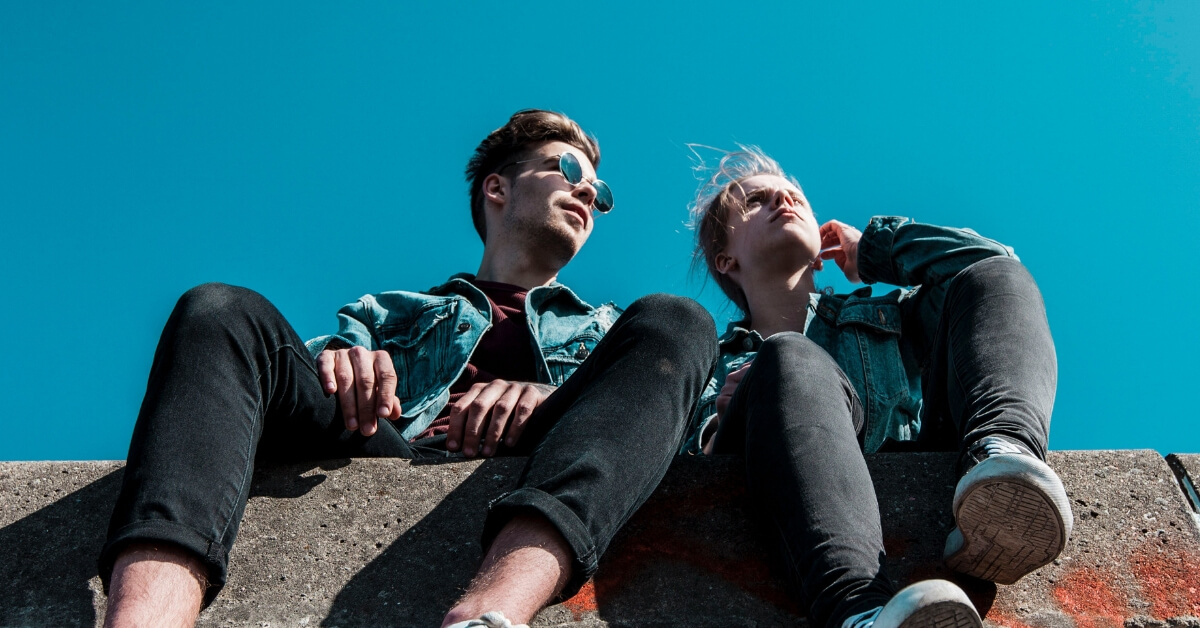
[{"left": 499, "top": 152, "right": 615, "bottom": 213}]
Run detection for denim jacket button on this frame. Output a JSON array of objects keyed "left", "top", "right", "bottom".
[
  {"left": 457, "top": 322, "right": 471, "bottom": 333},
  {"left": 574, "top": 343, "right": 590, "bottom": 360}
]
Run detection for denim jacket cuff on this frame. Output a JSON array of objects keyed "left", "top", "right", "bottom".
[
  {"left": 304, "top": 335, "right": 354, "bottom": 359},
  {"left": 858, "top": 216, "right": 909, "bottom": 286}
]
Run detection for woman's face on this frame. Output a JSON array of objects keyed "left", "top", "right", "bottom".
[{"left": 720, "top": 174, "right": 822, "bottom": 280}]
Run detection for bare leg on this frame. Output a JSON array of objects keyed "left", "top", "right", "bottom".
[
  {"left": 103, "top": 543, "right": 206, "bottom": 628},
  {"left": 441, "top": 514, "right": 572, "bottom": 627}
]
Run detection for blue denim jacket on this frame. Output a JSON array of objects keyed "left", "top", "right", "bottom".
[
  {"left": 306, "top": 274, "right": 623, "bottom": 440},
  {"left": 683, "top": 216, "right": 1017, "bottom": 455}
]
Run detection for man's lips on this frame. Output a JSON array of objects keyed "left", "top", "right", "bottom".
[{"left": 563, "top": 202, "right": 590, "bottom": 227}]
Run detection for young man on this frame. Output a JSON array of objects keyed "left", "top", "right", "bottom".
[
  {"left": 686, "top": 148, "right": 1072, "bottom": 628},
  {"left": 98, "top": 109, "right": 716, "bottom": 628}
]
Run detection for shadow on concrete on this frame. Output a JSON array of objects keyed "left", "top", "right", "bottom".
[
  {"left": 319, "top": 458, "right": 513, "bottom": 627},
  {"left": 0, "top": 468, "right": 123, "bottom": 628},
  {"left": 248, "top": 458, "right": 346, "bottom": 499}
]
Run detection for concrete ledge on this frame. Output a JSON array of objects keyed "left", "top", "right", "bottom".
[{"left": 2, "top": 451, "right": 1199, "bottom": 627}]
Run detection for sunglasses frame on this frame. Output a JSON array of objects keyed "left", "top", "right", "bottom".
[{"left": 499, "top": 152, "right": 615, "bottom": 213}]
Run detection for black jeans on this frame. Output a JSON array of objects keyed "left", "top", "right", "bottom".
[
  {"left": 99, "top": 283, "right": 716, "bottom": 603},
  {"left": 713, "top": 257, "right": 1056, "bottom": 627}
]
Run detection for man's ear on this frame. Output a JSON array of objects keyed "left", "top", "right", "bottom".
[
  {"left": 715, "top": 252, "right": 737, "bottom": 275},
  {"left": 482, "top": 173, "right": 508, "bottom": 210}
]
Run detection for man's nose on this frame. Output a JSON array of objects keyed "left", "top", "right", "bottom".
[
  {"left": 772, "top": 190, "right": 794, "bottom": 208},
  {"left": 573, "top": 180, "right": 598, "bottom": 208}
]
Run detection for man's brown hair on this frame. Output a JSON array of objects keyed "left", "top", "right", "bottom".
[{"left": 465, "top": 109, "right": 601, "bottom": 242}]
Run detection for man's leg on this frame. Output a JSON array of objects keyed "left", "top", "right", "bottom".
[
  {"left": 919, "top": 256, "right": 1071, "bottom": 584},
  {"left": 713, "top": 332, "right": 896, "bottom": 627},
  {"left": 444, "top": 294, "right": 717, "bottom": 626},
  {"left": 100, "top": 283, "right": 416, "bottom": 627}
]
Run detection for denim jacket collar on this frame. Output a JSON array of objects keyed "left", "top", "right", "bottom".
[{"left": 717, "top": 320, "right": 763, "bottom": 355}]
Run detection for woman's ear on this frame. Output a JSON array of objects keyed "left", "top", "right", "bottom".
[
  {"left": 483, "top": 173, "right": 507, "bottom": 209},
  {"left": 715, "top": 252, "right": 737, "bottom": 275}
]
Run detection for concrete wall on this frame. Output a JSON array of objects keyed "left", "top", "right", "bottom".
[{"left": 3, "top": 451, "right": 1199, "bottom": 627}]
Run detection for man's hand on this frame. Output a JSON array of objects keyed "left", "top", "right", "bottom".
[
  {"left": 704, "top": 361, "right": 753, "bottom": 454},
  {"left": 316, "top": 347, "right": 401, "bottom": 437},
  {"left": 819, "top": 220, "right": 863, "bottom": 283},
  {"left": 447, "top": 380, "right": 556, "bottom": 457}
]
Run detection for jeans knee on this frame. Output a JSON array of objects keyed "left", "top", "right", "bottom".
[
  {"left": 758, "top": 332, "right": 837, "bottom": 375},
  {"left": 175, "top": 283, "right": 276, "bottom": 329},
  {"left": 625, "top": 293, "right": 716, "bottom": 346},
  {"left": 951, "top": 256, "right": 1040, "bottom": 301},
  {"left": 757, "top": 332, "right": 853, "bottom": 394}
]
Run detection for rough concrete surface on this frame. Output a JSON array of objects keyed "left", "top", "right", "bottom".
[{"left": 1, "top": 451, "right": 1198, "bottom": 627}]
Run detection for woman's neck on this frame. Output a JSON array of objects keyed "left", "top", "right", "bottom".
[{"left": 741, "top": 268, "right": 817, "bottom": 339}]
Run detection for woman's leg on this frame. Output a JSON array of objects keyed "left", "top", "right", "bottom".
[{"left": 715, "top": 332, "right": 893, "bottom": 627}]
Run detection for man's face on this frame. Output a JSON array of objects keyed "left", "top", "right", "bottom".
[
  {"left": 501, "top": 140, "right": 600, "bottom": 265},
  {"left": 721, "top": 174, "right": 821, "bottom": 279}
]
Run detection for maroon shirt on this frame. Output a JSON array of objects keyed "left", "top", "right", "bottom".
[{"left": 411, "top": 280, "right": 538, "bottom": 441}]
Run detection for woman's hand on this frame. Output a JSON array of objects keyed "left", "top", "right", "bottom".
[
  {"left": 818, "top": 220, "right": 863, "bottom": 283},
  {"left": 703, "top": 361, "right": 754, "bottom": 454}
]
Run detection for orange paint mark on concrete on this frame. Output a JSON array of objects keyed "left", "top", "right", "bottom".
[
  {"left": 1052, "top": 567, "right": 1126, "bottom": 628},
  {"left": 562, "top": 579, "right": 598, "bottom": 620},
  {"left": 591, "top": 475, "right": 803, "bottom": 615},
  {"left": 985, "top": 611, "right": 1038, "bottom": 628},
  {"left": 1128, "top": 540, "right": 1200, "bottom": 617}
]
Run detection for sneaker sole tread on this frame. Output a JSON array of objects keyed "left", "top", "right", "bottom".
[
  {"left": 895, "top": 602, "right": 983, "bottom": 628},
  {"left": 946, "top": 466, "right": 1068, "bottom": 584}
]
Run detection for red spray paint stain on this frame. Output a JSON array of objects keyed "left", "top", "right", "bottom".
[
  {"left": 1052, "top": 567, "right": 1127, "bottom": 628},
  {"left": 562, "top": 579, "right": 598, "bottom": 619},
  {"left": 590, "top": 475, "right": 802, "bottom": 614},
  {"left": 985, "top": 611, "right": 1038, "bottom": 628},
  {"left": 1128, "top": 540, "right": 1200, "bottom": 617}
]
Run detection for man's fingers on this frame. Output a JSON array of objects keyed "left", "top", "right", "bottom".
[
  {"left": 446, "top": 386, "right": 483, "bottom": 452},
  {"left": 348, "top": 347, "right": 378, "bottom": 436},
  {"left": 482, "top": 386, "right": 523, "bottom": 456},
  {"left": 715, "top": 393, "right": 732, "bottom": 420},
  {"left": 332, "top": 351, "right": 359, "bottom": 432},
  {"left": 505, "top": 387, "right": 541, "bottom": 448},
  {"left": 462, "top": 382, "right": 508, "bottom": 457},
  {"left": 316, "top": 351, "right": 338, "bottom": 394},
  {"left": 372, "top": 350, "right": 399, "bottom": 420}
]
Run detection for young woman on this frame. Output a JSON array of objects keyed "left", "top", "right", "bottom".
[{"left": 687, "top": 148, "right": 1072, "bottom": 628}]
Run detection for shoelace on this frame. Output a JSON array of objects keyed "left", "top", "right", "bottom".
[
  {"left": 976, "top": 437, "right": 1026, "bottom": 458},
  {"left": 960, "top": 435, "right": 1033, "bottom": 474},
  {"left": 841, "top": 606, "right": 882, "bottom": 628}
]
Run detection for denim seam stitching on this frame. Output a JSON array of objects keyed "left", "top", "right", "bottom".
[{"left": 213, "top": 356, "right": 268, "bottom": 548}]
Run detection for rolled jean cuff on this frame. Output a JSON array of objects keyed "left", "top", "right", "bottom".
[
  {"left": 98, "top": 519, "right": 229, "bottom": 607},
  {"left": 481, "top": 487, "right": 599, "bottom": 598}
]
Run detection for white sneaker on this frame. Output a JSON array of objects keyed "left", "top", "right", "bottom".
[
  {"left": 444, "top": 611, "right": 529, "bottom": 628},
  {"left": 841, "top": 580, "right": 982, "bottom": 628},
  {"left": 944, "top": 436, "right": 1073, "bottom": 584}
]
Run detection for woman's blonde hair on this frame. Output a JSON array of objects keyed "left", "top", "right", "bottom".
[{"left": 689, "top": 145, "right": 803, "bottom": 313}]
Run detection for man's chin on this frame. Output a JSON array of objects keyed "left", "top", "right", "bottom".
[{"left": 528, "top": 229, "right": 584, "bottom": 268}]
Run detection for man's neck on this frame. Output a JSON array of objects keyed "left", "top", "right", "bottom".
[
  {"left": 474, "top": 247, "right": 562, "bottom": 291},
  {"left": 740, "top": 268, "right": 817, "bottom": 339}
]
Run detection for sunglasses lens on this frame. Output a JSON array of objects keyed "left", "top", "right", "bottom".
[
  {"left": 559, "top": 153, "right": 584, "bottom": 185},
  {"left": 593, "top": 181, "right": 614, "bottom": 213}
]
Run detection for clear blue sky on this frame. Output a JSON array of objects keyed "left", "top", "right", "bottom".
[{"left": 2, "top": 3, "right": 1197, "bottom": 461}]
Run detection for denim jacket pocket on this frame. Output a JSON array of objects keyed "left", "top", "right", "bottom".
[
  {"left": 835, "top": 300, "right": 912, "bottom": 452},
  {"left": 377, "top": 300, "right": 462, "bottom": 402},
  {"left": 542, "top": 332, "right": 604, "bottom": 386}
]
